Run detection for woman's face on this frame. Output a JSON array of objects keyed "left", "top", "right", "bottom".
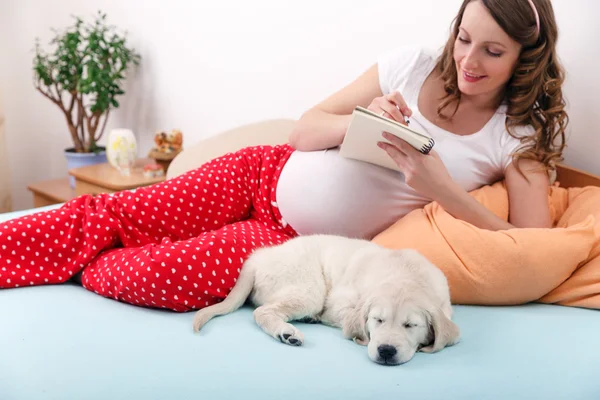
[{"left": 453, "top": 1, "right": 522, "bottom": 103}]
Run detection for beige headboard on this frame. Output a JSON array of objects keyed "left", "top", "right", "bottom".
[{"left": 166, "top": 119, "right": 294, "bottom": 180}]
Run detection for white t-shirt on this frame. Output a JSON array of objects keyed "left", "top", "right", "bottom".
[{"left": 275, "top": 46, "right": 526, "bottom": 240}]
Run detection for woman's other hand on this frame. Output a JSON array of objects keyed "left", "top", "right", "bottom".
[{"left": 377, "top": 132, "right": 455, "bottom": 201}]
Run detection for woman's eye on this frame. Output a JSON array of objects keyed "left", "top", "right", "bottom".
[
  {"left": 487, "top": 50, "right": 502, "bottom": 57},
  {"left": 458, "top": 37, "right": 470, "bottom": 44}
]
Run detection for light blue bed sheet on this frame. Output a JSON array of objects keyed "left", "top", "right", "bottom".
[{"left": 1, "top": 206, "right": 599, "bottom": 400}]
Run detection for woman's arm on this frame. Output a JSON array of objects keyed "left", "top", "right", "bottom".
[
  {"left": 436, "top": 160, "right": 552, "bottom": 230},
  {"left": 289, "top": 64, "right": 410, "bottom": 151},
  {"left": 504, "top": 159, "right": 553, "bottom": 228},
  {"left": 288, "top": 109, "right": 352, "bottom": 151},
  {"left": 378, "top": 133, "right": 553, "bottom": 231},
  {"left": 290, "top": 64, "right": 382, "bottom": 151},
  {"left": 434, "top": 184, "right": 516, "bottom": 231}
]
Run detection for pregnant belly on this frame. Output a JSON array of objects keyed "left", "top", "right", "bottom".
[{"left": 275, "top": 148, "right": 429, "bottom": 239}]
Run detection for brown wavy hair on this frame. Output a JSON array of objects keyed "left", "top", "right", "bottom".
[{"left": 435, "top": 0, "right": 568, "bottom": 172}]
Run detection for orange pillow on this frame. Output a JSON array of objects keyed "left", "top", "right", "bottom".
[
  {"left": 539, "top": 186, "right": 600, "bottom": 308},
  {"left": 372, "top": 182, "right": 598, "bottom": 306}
]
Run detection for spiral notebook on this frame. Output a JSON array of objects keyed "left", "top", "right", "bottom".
[{"left": 339, "top": 106, "right": 435, "bottom": 172}]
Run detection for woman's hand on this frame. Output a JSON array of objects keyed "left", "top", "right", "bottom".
[
  {"left": 377, "top": 132, "right": 457, "bottom": 201},
  {"left": 367, "top": 91, "right": 412, "bottom": 125},
  {"left": 377, "top": 131, "right": 545, "bottom": 231}
]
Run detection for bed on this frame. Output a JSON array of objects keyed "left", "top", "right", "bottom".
[{"left": 2, "top": 119, "right": 600, "bottom": 400}]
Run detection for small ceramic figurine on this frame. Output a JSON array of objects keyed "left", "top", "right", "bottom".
[
  {"left": 148, "top": 128, "right": 184, "bottom": 170},
  {"left": 143, "top": 163, "right": 165, "bottom": 179},
  {"left": 153, "top": 129, "right": 183, "bottom": 153}
]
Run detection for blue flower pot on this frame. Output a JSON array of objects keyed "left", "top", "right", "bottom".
[{"left": 64, "top": 147, "right": 108, "bottom": 189}]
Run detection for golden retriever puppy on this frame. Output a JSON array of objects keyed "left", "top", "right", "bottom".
[{"left": 192, "top": 234, "right": 460, "bottom": 365}]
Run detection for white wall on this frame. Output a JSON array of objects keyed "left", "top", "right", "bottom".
[{"left": 0, "top": 0, "right": 598, "bottom": 210}]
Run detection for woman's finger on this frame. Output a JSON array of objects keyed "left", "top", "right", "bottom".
[
  {"left": 386, "top": 91, "right": 412, "bottom": 118},
  {"left": 381, "top": 132, "right": 419, "bottom": 158},
  {"left": 377, "top": 141, "right": 407, "bottom": 170},
  {"left": 378, "top": 100, "right": 406, "bottom": 123}
]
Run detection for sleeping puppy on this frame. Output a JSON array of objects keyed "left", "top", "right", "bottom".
[{"left": 192, "top": 234, "right": 460, "bottom": 365}]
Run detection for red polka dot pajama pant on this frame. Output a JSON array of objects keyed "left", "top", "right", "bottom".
[{"left": 0, "top": 144, "right": 298, "bottom": 311}]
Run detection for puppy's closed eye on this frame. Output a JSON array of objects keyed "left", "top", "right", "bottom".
[{"left": 403, "top": 322, "right": 417, "bottom": 329}]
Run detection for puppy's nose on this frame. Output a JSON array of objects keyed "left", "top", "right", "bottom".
[{"left": 377, "top": 344, "right": 397, "bottom": 359}]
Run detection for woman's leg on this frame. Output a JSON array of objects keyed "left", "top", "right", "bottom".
[
  {"left": 81, "top": 218, "right": 296, "bottom": 311},
  {"left": 0, "top": 144, "right": 294, "bottom": 289}
]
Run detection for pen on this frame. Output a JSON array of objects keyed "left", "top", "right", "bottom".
[{"left": 395, "top": 104, "right": 410, "bottom": 125}]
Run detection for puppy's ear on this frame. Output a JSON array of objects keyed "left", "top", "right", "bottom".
[
  {"left": 342, "top": 298, "right": 371, "bottom": 346},
  {"left": 419, "top": 307, "right": 460, "bottom": 353}
]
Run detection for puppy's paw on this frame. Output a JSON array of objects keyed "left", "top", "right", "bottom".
[
  {"left": 352, "top": 336, "right": 369, "bottom": 346},
  {"left": 278, "top": 326, "right": 304, "bottom": 346},
  {"left": 279, "top": 332, "right": 303, "bottom": 346}
]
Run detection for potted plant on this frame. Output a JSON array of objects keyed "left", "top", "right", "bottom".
[{"left": 33, "top": 11, "right": 141, "bottom": 187}]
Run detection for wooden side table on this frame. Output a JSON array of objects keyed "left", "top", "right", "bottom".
[
  {"left": 27, "top": 178, "right": 77, "bottom": 208},
  {"left": 27, "top": 159, "right": 166, "bottom": 208},
  {"left": 69, "top": 158, "right": 165, "bottom": 197}
]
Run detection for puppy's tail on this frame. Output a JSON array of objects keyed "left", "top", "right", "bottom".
[{"left": 192, "top": 263, "right": 255, "bottom": 333}]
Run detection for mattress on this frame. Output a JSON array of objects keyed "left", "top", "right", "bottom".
[{"left": 1, "top": 206, "right": 599, "bottom": 400}]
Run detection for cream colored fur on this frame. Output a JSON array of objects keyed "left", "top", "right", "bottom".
[{"left": 192, "top": 234, "right": 460, "bottom": 365}]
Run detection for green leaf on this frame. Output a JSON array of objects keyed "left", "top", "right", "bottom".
[{"left": 32, "top": 10, "right": 141, "bottom": 151}]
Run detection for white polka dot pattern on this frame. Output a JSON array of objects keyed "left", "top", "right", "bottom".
[{"left": 0, "top": 144, "right": 297, "bottom": 311}]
